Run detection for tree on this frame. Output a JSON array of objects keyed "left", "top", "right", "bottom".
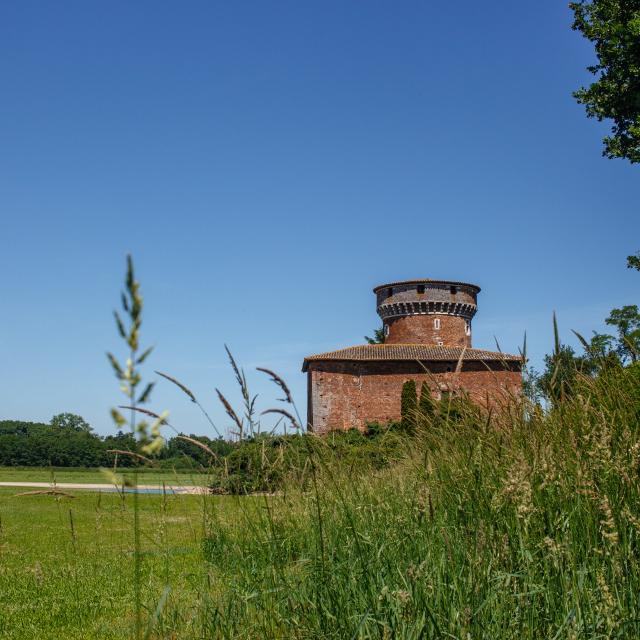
[
  {"left": 583, "top": 332, "right": 622, "bottom": 371},
  {"left": 537, "top": 331, "right": 625, "bottom": 402},
  {"left": 50, "top": 413, "right": 92, "bottom": 432},
  {"left": 605, "top": 305, "right": 640, "bottom": 363},
  {"left": 164, "top": 434, "right": 233, "bottom": 466},
  {"left": 400, "top": 380, "right": 417, "bottom": 432},
  {"left": 418, "top": 382, "right": 436, "bottom": 423},
  {"left": 570, "top": 0, "right": 640, "bottom": 163},
  {"left": 537, "top": 344, "right": 586, "bottom": 402},
  {"left": 628, "top": 251, "right": 640, "bottom": 271},
  {"left": 365, "top": 327, "right": 386, "bottom": 344}
]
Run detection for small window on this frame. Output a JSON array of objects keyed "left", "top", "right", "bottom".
[
  {"left": 433, "top": 318, "right": 441, "bottom": 329},
  {"left": 437, "top": 340, "right": 444, "bottom": 346},
  {"left": 387, "top": 287, "right": 393, "bottom": 297},
  {"left": 450, "top": 286, "right": 457, "bottom": 295},
  {"left": 465, "top": 320, "right": 471, "bottom": 336},
  {"left": 384, "top": 324, "right": 389, "bottom": 336},
  {"left": 417, "top": 284, "right": 425, "bottom": 294}
]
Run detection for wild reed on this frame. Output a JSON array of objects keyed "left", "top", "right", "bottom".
[{"left": 193, "top": 364, "right": 640, "bottom": 638}]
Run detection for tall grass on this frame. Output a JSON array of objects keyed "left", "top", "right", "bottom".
[{"left": 188, "top": 364, "right": 640, "bottom": 638}]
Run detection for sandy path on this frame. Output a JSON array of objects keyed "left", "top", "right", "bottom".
[{"left": 0, "top": 481, "right": 209, "bottom": 495}]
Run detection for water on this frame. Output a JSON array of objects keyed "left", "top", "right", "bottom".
[{"left": 95, "top": 487, "right": 195, "bottom": 494}]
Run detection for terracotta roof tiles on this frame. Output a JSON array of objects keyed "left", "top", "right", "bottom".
[{"left": 302, "top": 343, "right": 521, "bottom": 371}]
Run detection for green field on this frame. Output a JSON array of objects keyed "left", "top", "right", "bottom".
[{"left": 0, "top": 483, "right": 244, "bottom": 639}]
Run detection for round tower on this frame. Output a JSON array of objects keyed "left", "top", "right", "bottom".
[{"left": 373, "top": 279, "right": 480, "bottom": 347}]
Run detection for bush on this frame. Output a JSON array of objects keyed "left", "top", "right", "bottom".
[{"left": 208, "top": 427, "right": 411, "bottom": 494}]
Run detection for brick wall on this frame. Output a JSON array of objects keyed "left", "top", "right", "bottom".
[
  {"left": 307, "top": 360, "right": 522, "bottom": 433},
  {"left": 384, "top": 314, "right": 471, "bottom": 346}
]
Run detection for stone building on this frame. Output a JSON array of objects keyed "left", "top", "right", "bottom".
[{"left": 302, "top": 279, "right": 522, "bottom": 434}]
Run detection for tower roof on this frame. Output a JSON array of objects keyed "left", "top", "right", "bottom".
[
  {"left": 302, "top": 343, "right": 521, "bottom": 371},
  {"left": 373, "top": 279, "right": 481, "bottom": 294}
]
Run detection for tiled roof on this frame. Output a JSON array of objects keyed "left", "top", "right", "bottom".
[
  {"left": 373, "top": 279, "right": 481, "bottom": 293},
  {"left": 302, "top": 343, "right": 521, "bottom": 370}
]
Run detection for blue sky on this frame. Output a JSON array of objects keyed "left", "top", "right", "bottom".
[{"left": 1, "top": 1, "right": 638, "bottom": 437}]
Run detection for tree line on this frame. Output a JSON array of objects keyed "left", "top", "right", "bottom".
[{"left": 0, "top": 412, "right": 231, "bottom": 468}]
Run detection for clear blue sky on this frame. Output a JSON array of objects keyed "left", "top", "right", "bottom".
[{"left": 1, "top": 1, "right": 638, "bottom": 437}]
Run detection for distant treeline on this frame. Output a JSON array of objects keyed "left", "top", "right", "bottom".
[{"left": 0, "top": 413, "right": 232, "bottom": 468}]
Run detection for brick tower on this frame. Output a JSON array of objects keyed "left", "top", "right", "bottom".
[
  {"left": 303, "top": 278, "right": 521, "bottom": 433},
  {"left": 374, "top": 279, "right": 480, "bottom": 347}
]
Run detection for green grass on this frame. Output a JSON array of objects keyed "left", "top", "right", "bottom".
[
  {"left": 0, "top": 466, "right": 200, "bottom": 485},
  {"left": 0, "top": 485, "right": 249, "bottom": 639},
  {"left": 1, "top": 365, "right": 640, "bottom": 638}
]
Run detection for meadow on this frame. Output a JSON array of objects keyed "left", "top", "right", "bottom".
[
  {"left": 0, "top": 486, "right": 216, "bottom": 639},
  {"left": 1, "top": 360, "right": 639, "bottom": 639}
]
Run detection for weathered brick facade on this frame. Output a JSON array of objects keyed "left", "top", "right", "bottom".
[
  {"left": 302, "top": 279, "right": 522, "bottom": 434},
  {"left": 385, "top": 314, "right": 471, "bottom": 347}
]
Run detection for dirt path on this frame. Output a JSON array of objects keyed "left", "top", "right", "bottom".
[{"left": 0, "top": 481, "right": 208, "bottom": 495}]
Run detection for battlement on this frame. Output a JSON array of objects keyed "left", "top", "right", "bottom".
[{"left": 373, "top": 279, "right": 481, "bottom": 347}]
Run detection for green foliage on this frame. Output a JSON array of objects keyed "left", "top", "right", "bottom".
[
  {"left": 628, "top": 251, "right": 640, "bottom": 271},
  {"left": 418, "top": 382, "right": 436, "bottom": 423},
  {"left": 364, "top": 326, "right": 386, "bottom": 344},
  {"left": 0, "top": 419, "right": 236, "bottom": 469},
  {"left": 400, "top": 379, "right": 418, "bottom": 432},
  {"left": 536, "top": 312, "right": 629, "bottom": 403},
  {"left": 537, "top": 344, "right": 588, "bottom": 401},
  {"left": 50, "top": 413, "right": 93, "bottom": 432},
  {"left": 571, "top": 0, "right": 640, "bottom": 162},
  {"left": 209, "top": 429, "right": 409, "bottom": 494},
  {"left": 439, "top": 391, "right": 480, "bottom": 425},
  {"left": 213, "top": 435, "right": 303, "bottom": 493},
  {"left": 164, "top": 433, "right": 233, "bottom": 466},
  {"left": 605, "top": 304, "right": 640, "bottom": 363},
  {"left": 0, "top": 419, "right": 111, "bottom": 467}
]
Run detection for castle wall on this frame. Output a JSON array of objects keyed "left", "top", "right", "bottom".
[
  {"left": 385, "top": 314, "right": 471, "bottom": 346},
  {"left": 307, "top": 360, "right": 522, "bottom": 434}
]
